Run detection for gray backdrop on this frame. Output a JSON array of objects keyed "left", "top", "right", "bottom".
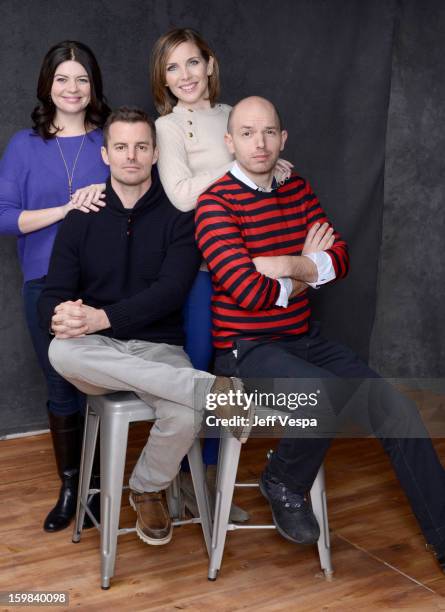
[
  {"left": 370, "top": 0, "right": 445, "bottom": 377},
  {"left": 0, "top": 0, "right": 443, "bottom": 436}
]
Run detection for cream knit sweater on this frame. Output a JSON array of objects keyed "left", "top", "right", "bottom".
[{"left": 155, "top": 103, "right": 234, "bottom": 212}]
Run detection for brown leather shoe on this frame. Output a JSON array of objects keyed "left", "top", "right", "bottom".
[
  {"left": 209, "top": 376, "right": 254, "bottom": 442},
  {"left": 129, "top": 489, "right": 172, "bottom": 545}
]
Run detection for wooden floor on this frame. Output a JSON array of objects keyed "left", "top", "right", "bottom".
[{"left": 2, "top": 411, "right": 445, "bottom": 610}]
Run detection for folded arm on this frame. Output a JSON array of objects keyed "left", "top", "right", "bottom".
[
  {"left": 253, "top": 183, "right": 349, "bottom": 286},
  {"left": 196, "top": 194, "right": 283, "bottom": 310}
]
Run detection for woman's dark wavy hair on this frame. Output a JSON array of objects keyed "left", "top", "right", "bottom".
[{"left": 31, "top": 40, "right": 110, "bottom": 139}]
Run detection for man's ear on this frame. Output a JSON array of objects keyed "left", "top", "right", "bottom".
[
  {"left": 101, "top": 145, "right": 110, "bottom": 166},
  {"left": 280, "top": 130, "right": 288, "bottom": 152},
  {"left": 152, "top": 146, "right": 159, "bottom": 165},
  {"left": 224, "top": 132, "right": 235, "bottom": 155}
]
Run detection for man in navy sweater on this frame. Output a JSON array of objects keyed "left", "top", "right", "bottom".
[{"left": 38, "top": 106, "right": 244, "bottom": 546}]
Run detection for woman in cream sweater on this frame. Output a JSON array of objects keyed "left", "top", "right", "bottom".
[
  {"left": 150, "top": 28, "right": 245, "bottom": 519},
  {"left": 151, "top": 29, "right": 233, "bottom": 382},
  {"left": 150, "top": 28, "right": 291, "bottom": 521}
]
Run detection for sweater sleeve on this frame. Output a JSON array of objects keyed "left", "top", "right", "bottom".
[
  {"left": 103, "top": 211, "right": 201, "bottom": 334},
  {"left": 195, "top": 192, "right": 281, "bottom": 311},
  {"left": 37, "top": 212, "right": 83, "bottom": 331},
  {"left": 155, "top": 118, "right": 233, "bottom": 213},
  {"left": 304, "top": 180, "right": 350, "bottom": 280},
  {"left": 0, "top": 132, "right": 26, "bottom": 236}
]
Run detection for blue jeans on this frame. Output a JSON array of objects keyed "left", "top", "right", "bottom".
[
  {"left": 183, "top": 270, "right": 218, "bottom": 466},
  {"left": 22, "top": 277, "right": 84, "bottom": 416}
]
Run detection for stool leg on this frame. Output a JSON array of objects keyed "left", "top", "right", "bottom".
[
  {"left": 188, "top": 438, "right": 212, "bottom": 557},
  {"left": 309, "top": 464, "right": 333, "bottom": 579},
  {"left": 100, "top": 413, "right": 129, "bottom": 590},
  {"left": 208, "top": 435, "right": 241, "bottom": 580},
  {"left": 73, "top": 405, "right": 99, "bottom": 543},
  {"left": 166, "top": 475, "right": 182, "bottom": 520}
]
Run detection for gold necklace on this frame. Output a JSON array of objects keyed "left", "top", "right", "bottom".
[{"left": 55, "top": 132, "right": 87, "bottom": 200}]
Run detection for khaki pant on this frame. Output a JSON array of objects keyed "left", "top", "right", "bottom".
[{"left": 49, "top": 335, "right": 214, "bottom": 492}]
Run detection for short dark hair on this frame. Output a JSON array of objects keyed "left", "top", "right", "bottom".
[
  {"left": 31, "top": 40, "right": 110, "bottom": 139},
  {"left": 102, "top": 106, "right": 157, "bottom": 147}
]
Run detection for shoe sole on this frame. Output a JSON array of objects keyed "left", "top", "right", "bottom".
[
  {"left": 135, "top": 522, "right": 173, "bottom": 546},
  {"left": 129, "top": 495, "right": 173, "bottom": 546},
  {"left": 43, "top": 520, "right": 72, "bottom": 533},
  {"left": 258, "top": 477, "right": 318, "bottom": 545}
]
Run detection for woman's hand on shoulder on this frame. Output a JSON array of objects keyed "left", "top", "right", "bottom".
[
  {"left": 67, "top": 183, "right": 107, "bottom": 215},
  {"left": 274, "top": 158, "right": 294, "bottom": 185}
]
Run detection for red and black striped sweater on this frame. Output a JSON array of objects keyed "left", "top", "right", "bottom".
[{"left": 195, "top": 172, "right": 349, "bottom": 350}]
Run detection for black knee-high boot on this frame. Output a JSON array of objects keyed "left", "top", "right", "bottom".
[{"left": 44, "top": 411, "right": 82, "bottom": 532}]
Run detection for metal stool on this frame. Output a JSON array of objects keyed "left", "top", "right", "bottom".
[
  {"left": 72, "top": 391, "right": 212, "bottom": 589},
  {"left": 208, "top": 406, "right": 333, "bottom": 581}
]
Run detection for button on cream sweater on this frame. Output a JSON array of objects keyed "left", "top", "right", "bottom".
[{"left": 155, "top": 103, "right": 234, "bottom": 212}]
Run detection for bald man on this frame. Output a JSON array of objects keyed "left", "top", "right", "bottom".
[{"left": 195, "top": 96, "right": 445, "bottom": 571}]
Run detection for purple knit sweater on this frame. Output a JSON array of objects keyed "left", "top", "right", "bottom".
[{"left": 0, "top": 128, "right": 109, "bottom": 281}]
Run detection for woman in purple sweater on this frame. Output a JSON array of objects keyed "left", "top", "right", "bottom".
[{"left": 0, "top": 41, "right": 110, "bottom": 532}]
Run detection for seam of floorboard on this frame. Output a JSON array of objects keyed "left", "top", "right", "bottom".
[
  {"left": 0, "top": 429, "right": 49, "bottom": 441},
  {"left": 335, "top": 532, "right": 439, "bottom": 596}
]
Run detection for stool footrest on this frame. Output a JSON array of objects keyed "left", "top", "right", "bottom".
[
  {"left": 227, "top": 523, "right": 277, "bottom": 531},
  {"left": 172, "top": 518, "right": 202, "bottom": 526},
  {"left": 234, "top": 483, "right": 259, "bottom": 488}
]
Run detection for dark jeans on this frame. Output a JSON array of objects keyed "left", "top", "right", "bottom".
[
  {"left": 183, "top": 270, "right": 218, "bottom": 466},
  {"left": 22, "top": 277, "right": 84, "bottom": 416},
  {"left": 214, "top": 325, "right": 445, "bottom": 549}
]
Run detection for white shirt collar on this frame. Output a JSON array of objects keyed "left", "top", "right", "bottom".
[
  {"left": 230, "top": 161, "right": 277, "bottom": 192},
  {"left": 230, "top": 162, "right": 258, "bottom": 190}
]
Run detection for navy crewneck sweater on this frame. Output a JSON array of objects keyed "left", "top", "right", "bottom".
[{"left": 38, "top": 168, "right": 200, "bottom": 345}]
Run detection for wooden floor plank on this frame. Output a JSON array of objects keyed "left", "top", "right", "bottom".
[{"left": 1, "top": 424, "right": 445, "bottom": 610}]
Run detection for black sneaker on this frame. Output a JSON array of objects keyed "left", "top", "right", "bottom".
[{"left": 259, "top": 470, "right": 320, "bottom": 545}]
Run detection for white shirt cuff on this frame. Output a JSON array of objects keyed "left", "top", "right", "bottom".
[
  {"left": 275, "top": 277, "right": 293, "bottom": 307},
  {"left": 303, "top": 252, "right": 336, "bottom": 288}
]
